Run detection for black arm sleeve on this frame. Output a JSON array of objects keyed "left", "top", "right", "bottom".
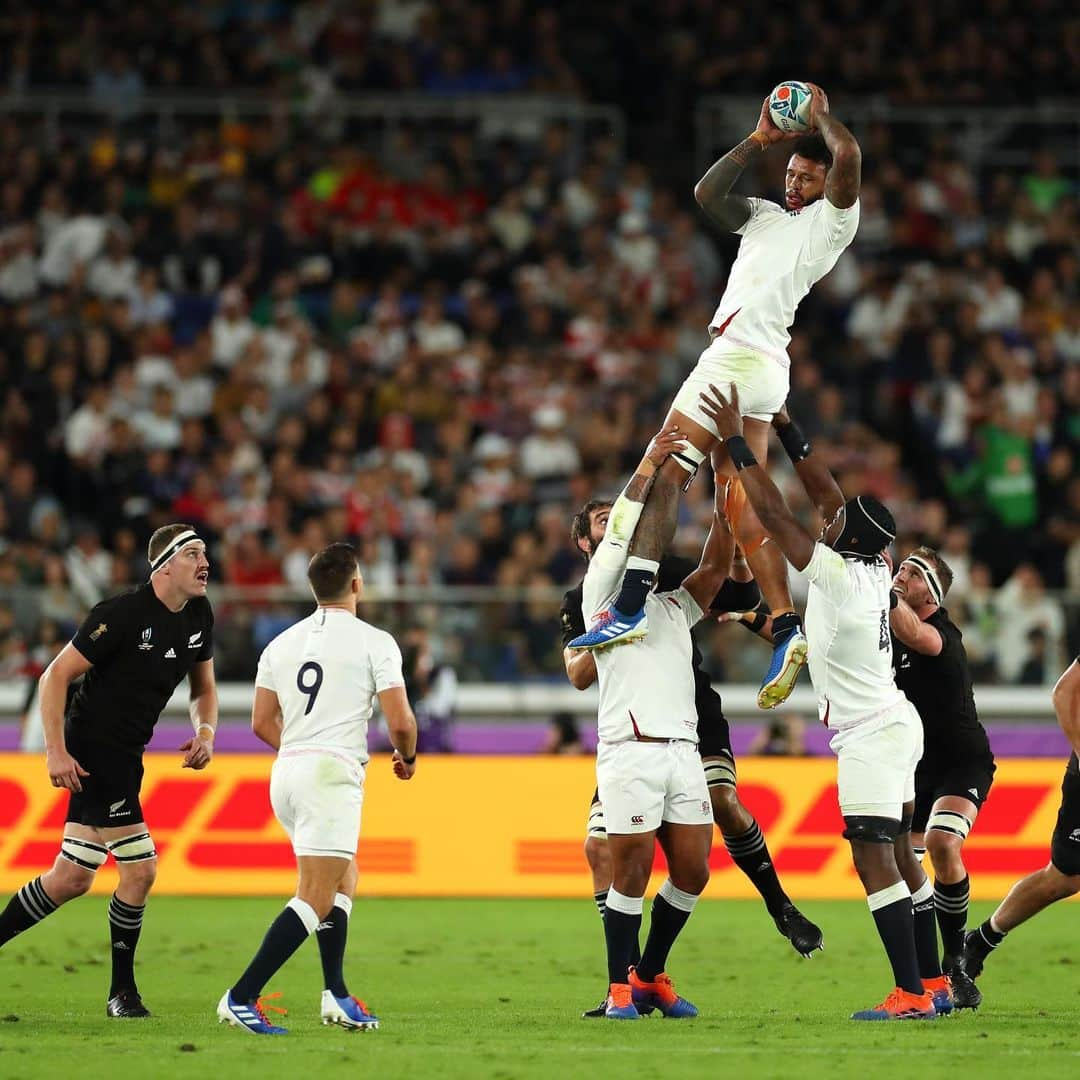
[
  {"left": 709, "top": 577, "right": 762, "bottom": 614},
  {"left": 560, "top": 587, "right": 586, "bottom": 646}
]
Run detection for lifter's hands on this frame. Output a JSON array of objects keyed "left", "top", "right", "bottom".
[
  {"left": 699, "top": 383, "right": 744, "bottom": 441},
  {"left": 47, "top": 746, "right": 89, "bottom": 792},
  {"left": 180, "top": 734, "right": 214, "bottom": 770},
  {"left": 392, "top": 750, "right": 416, "bottom": 781},
  {"left": 753, "top": 96, "right": 802, "bottom": 145},
  {"left": 644, "top": 424, "right": 687, "bottom": 469}
]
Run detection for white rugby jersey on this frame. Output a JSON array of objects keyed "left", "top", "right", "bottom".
[
  {"left": 803, "top": 542, "right": 906, "bottom": 730},
  {"left": 255, "top": 607, "right": 404, "bottom": 763},
  {"left": 708, "top": 196, "right": 859, "bottom": 363},
  {"left": 582, "top": 579, "right": 703, "bottom": 744}
]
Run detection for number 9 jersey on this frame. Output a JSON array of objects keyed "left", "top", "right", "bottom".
[{"left": 254, "top": 607, "right": 406, "bottom": 763}]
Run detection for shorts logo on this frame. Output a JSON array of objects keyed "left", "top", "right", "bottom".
[
  {"left": 164, "top": 648, "right": 177, "bottom": 659},
  {"left": 109, "top": 799, "right": 127, "bottom": 817},
  {"left": 90, "top": 623, "right": 108, "bottom": 642},
  {"left": 188, "top": 631, "right": 202, "bottom": 648},
  {"left": 1069, "top": 828, "right": 1080, "bottom": 842},
  {"left": 701, "top": 801, "right": 710, "bottom": 815},
  {"left": 138, "top": 628, "right": 153, "bottom": 651},
  {"left": 630, "top": 815, "right": 644, "bottom": 826},
  {"left": 968, "top": 788, "right": 979, "bottom": 798}
]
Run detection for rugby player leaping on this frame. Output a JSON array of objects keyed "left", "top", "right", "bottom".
[{"left": 570, "top": 84, "right": 861, "bottom": 711}]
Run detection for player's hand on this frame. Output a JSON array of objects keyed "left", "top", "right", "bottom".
[
  {"left": 806, "top": 83, "right": 829, "bottom": 128},
  {"left": 754, "top": 96, "right": 802, "bottom": 145},
  {"left": 392, "top": 750, "right": 416, "bottom": 780},
  {"left": 644, "top": 424, "right": 687, "bottom": 469},
  {"left": 46, "top": 747, "right": 89, "bottom": 792},
  {"left": 180, "top": 735, "right": 214, "bottom": 770},
  {"left": 698, "top": 383, "right": 744, "bottom": 441},
  {"left": 772, "top": 402, "right": 791, "bottom": 429}
]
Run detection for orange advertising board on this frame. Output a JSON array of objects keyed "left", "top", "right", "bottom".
[{"left": 0, "top": 754, "right": 1066, "bottom": 899}]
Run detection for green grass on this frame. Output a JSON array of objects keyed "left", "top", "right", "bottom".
[{"left": 0, "top": 897, "right": 1076, "bottom": 1079}]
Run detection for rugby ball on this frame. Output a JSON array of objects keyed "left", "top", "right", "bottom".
[{"left": 768, "top": 81, "right": 813, "bottom": 133}]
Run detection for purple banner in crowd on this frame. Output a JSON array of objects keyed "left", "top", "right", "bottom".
[{"left": 1, "top": 723, "right": 1071, "bottom": 758}]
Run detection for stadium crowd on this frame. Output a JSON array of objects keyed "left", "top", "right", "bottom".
[{"left": 0, "top": 1, "right": 1077, "bottom": 686}]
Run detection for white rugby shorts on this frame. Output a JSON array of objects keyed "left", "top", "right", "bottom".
[
  {"left": 270, "top": 749, "right": 365, "bottom": 858},
  {"left": 828, "top": 700, "right": 924, "bottom": 820},
  {"left": 671, "top": 336, "right": 789, "bottom": 427},
  {"left": 596, "top": 740, "right": 712, "bottom": 834}
]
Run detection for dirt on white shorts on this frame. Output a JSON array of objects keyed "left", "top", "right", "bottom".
[
  {"left": 270, "top": 748, "right": 365, "bottom": 858},
  {"left": 596, "top": 739, "right": 712, "bottom": 834},
  {"left": 828, "top": 700, "right": 924, "bottom": 820},
  {"left": 671, "top": 336, "right": 790, "bottom": 428}
]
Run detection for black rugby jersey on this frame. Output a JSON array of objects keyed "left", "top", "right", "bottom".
[
  {"left": 67, "top": 583, "right": 214, "bottom": 755},
  {"left": 892, "top": 606, "right": 992, "bottom": 765},
  {"left": 560, "top": 556, "right": 757, "bottom": 713}
]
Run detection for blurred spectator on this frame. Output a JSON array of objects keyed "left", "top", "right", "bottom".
[
  {"left": 543, "top": 712, "right": 586, "bottom": 754},
  {"left": 748, "top": 715, "right": 808, "bottom": 756},
  {"left": 401, "top": 626, "right": 456, "bottom": 753}
]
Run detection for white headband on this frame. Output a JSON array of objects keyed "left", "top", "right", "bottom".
[
  {"left": 149, "top": 530, "right": 203, "bottom": 575},
  {"left": 902, "top": 555, "right": 944, "bottom": 605}
]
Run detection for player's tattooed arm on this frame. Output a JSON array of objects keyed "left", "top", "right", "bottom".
[
  {"left": 693, "top": 138, "right": 761, "bottom": 231},
  {"left": 811, "top": 88, "right": 861, "bottom": 209},
  {"left": 889, "top": 596, "right": 944, "bottom": 656}
]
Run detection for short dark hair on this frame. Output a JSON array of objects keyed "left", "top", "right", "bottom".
[
  {"left": 909, "top": 545, "right": 954, "bottom": 598},
  {"left": 148, "top": 523, "right": 196, "bottom": 564},
  {"left": 307, "top": 542, "right": 360, "bottom": 601},
  {"left": 791, "top": 134, "right": 833, "bottom": 170},
  {"left": 570, "top": 499, "right": 613, "bottom": 560}
]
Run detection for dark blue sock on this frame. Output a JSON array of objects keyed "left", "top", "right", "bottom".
[{"left": 613, "top": 569, "right": 655, "bottom": 616}]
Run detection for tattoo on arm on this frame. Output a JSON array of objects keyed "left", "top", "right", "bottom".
[
  {"left": 629, "top": 470, "right": 681, "bottom": 564},
  {"left": 693, "top": 137, "right": 763, "bottom": 231},
  {"left": 816, "top": 113, "right": 861, "bottom": 209}
]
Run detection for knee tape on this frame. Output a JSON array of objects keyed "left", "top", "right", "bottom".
[
  {"left": 842, "top": 815, "right": 901, "bottom": 844},
  {"left": 703, "top": 754, "right": 737, "bottom": 789},
  {"left": 105, "top": 832, "right": 157, "bottom": 863},
  {"left": 586, "top": 800, "right": 607, "bottom": 838},
  {"left": 60, "top": 835, "right": 108, "bottom": 872},
  {"left": 671, "top": 442, "right": 707, "bottom": 480},
  {"left": 926, "top": 809, "right": 972, "bottom": 841}
]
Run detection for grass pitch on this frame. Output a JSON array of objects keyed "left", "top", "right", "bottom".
[{"left": 0, "top": 897, "right": 1075, "bottom": 1079}]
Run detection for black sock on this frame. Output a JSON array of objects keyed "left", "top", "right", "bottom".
[
  {"left": 0, "top": 877, "right": 58, "bottom": 946},
  {"left": 771, "top": 611, "right": 802, "bottom": 642},
  {"left": 593, "top": 890, "right": 607, "bottom": 918},
  {"left": 977, "top": 918, "right": 1006, "bottom": 949},
  {"left": 595, "top": 890, "right": 640, "bottom": 967},
  {"left": 869, "top": 893, "right": 923, "bottom": 995},
  {"left": 603, "top": 892, "right": 642, "bottom": 986},
  {"left": 934, "top": 875, "right": 970, "bottom": 963},
  {"left": 108, "top": 894, "right": 145, "bottom": 996},
  {"left": 911, "top": 881, "right": 942, "bottom": 980},
  {"left": 232, "top": 902, "right": 317, "bottom": 1003},
  {"left": 637, "top": 886, "right": 696, "bottom": 982},
  {"left": 723, "top": 819, "right": 788, "bottom": 917},
  {"left": 316, "top": 901, "right": 350, "bottom": 998},
  {"left": 612, "top": 566, "right": 656, "bottom": 616}
]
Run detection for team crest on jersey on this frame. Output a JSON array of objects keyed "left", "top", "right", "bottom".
[
  {"left": 138, "top": 627, "right": 153, "bottom": 651},
  {"left": 89, "top": 623, "right": 107, "bottom": 641}
]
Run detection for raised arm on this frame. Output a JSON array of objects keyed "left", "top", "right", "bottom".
[
  {"left": 682, "top": 481, "right": 736, "bottom": 614},
  {"left": 698, "top": 385, "right": 816, "bottom": 571},
  {"left": 771, "top": 404, "right": 845, "bottom": 522},
  {"left": 694, "top": 97, "right": 799, "bottom": 231},
  {"left": 807, "top": 85, "right": 861, "bottom": 208},
  {"left": 579, "top": 425, "right": 687, "bottom": 611}
]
